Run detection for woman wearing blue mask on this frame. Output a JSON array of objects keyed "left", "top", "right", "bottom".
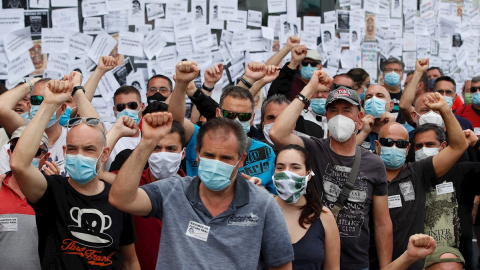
[
  {"left": 347, "top": 68, "right": 370, "bottom": 103},
  {"left": 272, "top": 144, "right": 340, "bottom": 270}
]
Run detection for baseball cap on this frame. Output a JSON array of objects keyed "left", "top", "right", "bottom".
[
  {"left": 325, "top": 87, "right": 361, "bottom": 110},
  {"left": 424, "top": 246, "right": 465, "bottom": 268},
  {"left": 9, "top": 126, "right": 49, "bottom": 151},
  {"left": 305, "top": 50, "right": 322, "bottom": 62}
]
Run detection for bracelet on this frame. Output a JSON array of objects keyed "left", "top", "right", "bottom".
[
  {"left": 24, "top": 79, "right": 33, "bottom": 91},
  {"left": 240, "top": 76, "right": 253, "bottom": 89},
  {"left": 202, "top": 83, "right": 214, "bottom": 92},
  {"left": 296, "top": 93, "right": 309, "bottom": 105}
]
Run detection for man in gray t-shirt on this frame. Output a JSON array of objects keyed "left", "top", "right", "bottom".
[
  {"left": 110, "top": 110, "right": 294, "bottom": 269},
  {"left": 270, "top": 70, "right": 393, "bottom": 269}
]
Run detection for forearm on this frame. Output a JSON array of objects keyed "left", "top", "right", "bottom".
[
  {"left": 265, "top": 46, "right": 291, "bottom": 66},
  {"left": 189, "top": 90, "right": 218, "bottom": 120},
  {"left": 442, "top": 107, "right": 468, "bottom": 151},
  {"left": 0, "top": 83, "right": 30, "bottom": 109},
  {"left": 73, "top": 90, "right": 100, "bottom": 118},
  {"left": 400, "top": 71, "right": 422, "bottom": 110},
  {"left": 250, "top": 79, "right": 268, "bottom": 97},
  {"left": 381, "top": 253, "right": 414, "bottom": 270},
  {"left": 356, "top": 130, "right": 369, "bottom": 145},
  {"left": 168, "top": 82, "right": 188, "bottom": 124},
  {"left": 267, "top": 65, "right": 296, "bottom": 98},
  {"left": 110, "top": 140, "right": 154, "bottom": 206},
  {"left": 84, "top": 69, "right": 106, "bottom": 101},
  {"left": 375, "top": 220, "right": 393, "bottom": 268}
]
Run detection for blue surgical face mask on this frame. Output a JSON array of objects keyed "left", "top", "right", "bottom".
[
  {"left": 443, "top": 96, "right": 453, "bottom": 109},
  {"left": 364, "top": 96, "right": 387, "bottom": 118},
  {"left": 198, "top": 157, "right": 240, "bottom": 191},
  {"left": 65, "top": 150, "right": 103, "bottom": 185},
  {"left": 30, "top": 105, "right": 59, "bottom": 128},
  {"left": 310, "top": 98, "right": 326, "bottom": 115},
  {"left": 360, "top": 88, "right": 366, "bottom": 101},
  {"left": 31, "top": 158, "right": 40, "bottom": 169},
  {"left": 59, "top": 106, "right": 73, "bottom": 126},
  {"left": 301, "top": 65, "right": 316, "bottom": 80},
  {"left": 472, "top": 92, "right": 480, "bottom": 106},
  {"left": 384, "top": 71, "right": 400, "bottom": 87},
  {"left": 117, "top": 108, "right": 140, "bottom": 125},
  {"left": 380, "top": 146, "right": 406, "bottom": 169},
  {"left": 235, "top": 118, "right": 251, "bottom": 134},
  {"left": 20, "top": 111, "right": 30, "bottom": 121}
]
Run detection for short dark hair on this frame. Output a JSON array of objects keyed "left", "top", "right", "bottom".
[
  {"left": 32, "top": 78, "right": 52, "bottom": 95},
  {"left": 147, "top": 75, "right": 173, "bottom": 91},
  {"left": 219, "top": 86, "right": 255, "bottom": 111},
  {"left": 0, "top": 83, "right": 7, "bottom": 95},
  {"left": 260, "top": 94, "right": 290, "bottom": 127},
  {"left": 142, "top": 101, "right": 169, "bottom": 115},
  {"left": 113, "top": 85, "right": 142, "bottom": 104},
  {"left": 472, "top": 76, "right": 480, "bottom": 84},
  {"left": 197, "top": 117, "right": 247, "bottom": 158},
  {"left": 427, "top": 67, "right": 443, "bottom": 76},
  {"left": 347, "top": 68, "right": 369, "bottom": 86},
  {"left": 433, "top": 76, "right": 456, "bottom": 91},
  {"left": 413, "top": 123, "right": 446, "bottom": 144},
  {"left": 381, "top": 57, "right": 405, "bottom": 72},
  {"left": 333, "top": 73, "right": 355, "bottom": 88}
]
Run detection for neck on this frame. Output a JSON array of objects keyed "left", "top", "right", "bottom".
[
  {"left": 6, "top": 174, "right": 25, "bottom": 199},
  {"left": 68, "top": 178, "right": 105, "bottom": 196},
  {"left": 275, "top": 195, "right": 306, "bottom": 211},
  {"left": 385, "top": 85, "right": 401, "bottom": 93},
  {"left": 329, "top": 136, "right": 356, "bottom": 156},
  {"left": 473, "top": 104, "right": 480, "bottom": 110},
  {"left": 46, "top": 124, "right": 62, "bottom": 147},
  {"left": 386, "top": 168, "right": 401, "bottom": 181}
]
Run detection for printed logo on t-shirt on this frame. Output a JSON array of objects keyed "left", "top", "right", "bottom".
[
  {"left": 227, "top": 213, "right": 259, "bottom": 226},
  {"left": 239, "top": 146, "right": 273, "bottom": 176},
  {"left": 62, "top": 207, "right": 115, "bottom": 266},
  {"left": 399, "top": 181, "right": 415, "bottom": 201}
]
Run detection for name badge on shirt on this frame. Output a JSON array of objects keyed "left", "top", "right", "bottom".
[
  {"left": 186, "top": 221, "right": 210, "bottom": 242},
  {"left": 436, "top": 182, "right": 454, "bottom": 195},
  {"left": 474, "top": 127, "right": 480, "bottom": 136},
  {"left": 388, "top": 195, "right": 402, "bottom": 208},
  {"left": 0, "top": 217, "right": 18, "bottom": 231}
]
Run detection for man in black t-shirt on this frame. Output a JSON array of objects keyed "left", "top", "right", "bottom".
[{"left": 10, "top": 75, "right": 139, "bottom": 269}]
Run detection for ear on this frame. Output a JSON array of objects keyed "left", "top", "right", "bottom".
[
  {"left": 113, "top": 105, "right": 117, "bottom": 117},
  {"left": 440, "top": 141, "right": 447, "bottom": 150},
  {"left": 141, "top": 102, "right": 145, "bottom": 111},
  {"left": 410, "top": 110, "right": 417, "bottom": 123},
  {"left": 62, "top": 145, "right": 66, "bottom": 156},
  {"left": 374, "top": 140, "right": 381, "bottom": 156},
  {"left": 306, "top": 170, "right": 313, "bottom": 181},
  {"left": 249, "top": 112, "right": 255, "bottom": 126},
  {"left": 7, "top": 148, "right": 11, "bottom": 159},
  {"left": 181, "top": 147, "right": 186, "bottom": 160},
  {"left": 357, "top": 110, "right": 364, "bottom": 130},
  {"left": 39, "top": 152, "right": 51, "bottom": 170},
  {"left": 58, "top": 103, "right": 67, "bottom": 116},
  {"left": 215, "top": 107, "right": 221, "bottom": 118},
  {"left": 195, "top": 146, "right": 200, "bottom": 163},
  {"left": 238, "top": 152, "right": 247, "bottom": 168},
  {"left": 101, "top": 147, "right": 111, "bottom": 163},
  {"left": 388, "top": 101, "right": 394, "bottom": 112}
]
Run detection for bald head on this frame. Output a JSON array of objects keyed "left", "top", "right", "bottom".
[
  {"left": 365, "top": 85, "right": 391, "bottom": 100},
  {"left": 378, "top": 122, "right": 409, "bottom": 140}
]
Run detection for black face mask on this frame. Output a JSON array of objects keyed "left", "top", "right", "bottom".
[{"left": 147, "top": 92, "right": 167, "bottom": 104}]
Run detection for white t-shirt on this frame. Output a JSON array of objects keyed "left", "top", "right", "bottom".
[
  {"left": 0, "top": 127, "right": 68, "bottom": 175},
  {"left": 104, "top": 122, "right": 141, "bottom": 171}
]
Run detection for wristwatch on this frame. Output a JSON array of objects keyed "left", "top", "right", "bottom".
[
  {"left": 71, "top": 86, "right": 85, "bottom": 96},
  {"left": 296, "top": 93, "right": 309, "bottom": 105},
  {"left": 23, "top": 79, "right": 33, "bottom": 92},
  {"left": 202, "top": 83, "right": 214, "bottom": 92},
  {"left": 240, "top": 76, "right": 253, "bottom": 89}
]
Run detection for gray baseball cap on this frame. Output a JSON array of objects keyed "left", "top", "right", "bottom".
[{"left": 325, "top": 87, "right": 361, "bottom": 110}]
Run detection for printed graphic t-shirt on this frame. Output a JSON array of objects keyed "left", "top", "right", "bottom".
[
  {"left": 29, "top": 175, "right": 136, "bottom": 269},
  {"left": 300, "top": 137, "right": 388, "bottom": 269}
]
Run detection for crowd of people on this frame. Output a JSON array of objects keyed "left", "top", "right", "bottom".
[{"left": 1, "top": 36, "right": 479, "bottom": 270}]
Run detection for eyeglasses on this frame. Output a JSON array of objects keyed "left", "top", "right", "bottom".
[
  {"left": 220, "top": 109, "right": 253, "bottom": 121},
  {"left": 470, "top": 87, "right": 480, "bottom": 93},
  {"left": 30, "top": 95, "right": 44, "bottom": 105},
  {"left": 436, "top": 89, "right": 454, "bottom": 95},
  {"left": 301, "top": 61, "right": 320, "bottom": 67},
  {"left": 10, "top": 144, "right": 47, "bottom": 157},
  {"left": 330, "top": 83, "right": 353, "bottom": 91},
  {"left": 115, "top": 102, "right": 139, "bottom": 112},
  {"left": 67, "top": 117, "right": 106, "bottom": 135},
  {"left": 378, "top": 138, "right": 409, "bottom": 149}
]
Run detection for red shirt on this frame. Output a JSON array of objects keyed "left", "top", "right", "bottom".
[
  {"left": 455, "top": 104, "right": 480, "bottom": 128},
  {"left": 452, "top": 95, "right": 464, "bottom": 111},
  {"left": 0, "top": 173, "right": 35, "bottom": 216}
]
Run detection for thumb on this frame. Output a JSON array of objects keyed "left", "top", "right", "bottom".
[{"left": 241, "top": 173, "right": 251, "bottom": 180}]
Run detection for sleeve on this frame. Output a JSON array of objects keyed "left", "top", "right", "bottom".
[
  {"left": 188, "top": 90, "right": 219, "bottom": 120},
  {"left": 260, "top": 197, "right": 295, "bottom": 267},
  {"left": 418, "top": 156, "right": 436, "bottom": 188},
  {"left": 119, "top": 212, "right": 137, "bottom": 246},
  {"left": 373, "top": 155, "right": 388, "bottom": 196},
  {"left": 267, "top": 63, "right": 298, "bottom": 99},
  {"left": 28, "top": 174, "right": 59, "bottom": 212},
  {"left": 140, "top": 182, "right": 164, "bottom": 219}
]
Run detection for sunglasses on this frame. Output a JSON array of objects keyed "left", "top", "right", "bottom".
[
  {"left": 330, "top": 83, "right": 352, "bottom": 91},
  {"left": 30, "top": 95, "right": 44, "bottom": 105},
  {"left": 301, "top": 61, "right": 320, "bottom": 67},
  {"left": 10, "top": 144, "right": 47, "bottom": 157},
  {"left": 436, "top": 89, "right": 454, "bottom": 95},
  {"left": 378, "top": 138, "right": 409, "bottom": 149},
  {"left": 220, "top": 109, "right": 253, "bottom": 122},
  {"left": 470, "top": 87, "right": 480, "bottom": 93},
  {"left": 115, "top": 102, "right": 139, "bottom": 112},
  {"left": 67, "top": 117, "right": 106, "bottom": 135}
]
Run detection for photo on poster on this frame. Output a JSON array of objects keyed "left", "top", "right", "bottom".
[
  {"left": 25, "top": 10, "right": 50, "bottom": 37},
  {"left": 391, "top": 0, "right": 402, "bottom": 18},
  {"left": 3, "top": 0, "right": 27, "bottom": 8},
  {"left": 29, "top": 39, "right": 47, "bottom": 76},
  {"left": 191, "top": 0, "right": 206, "bottom": 25},
  {"left": 452, "top": 33, "right": 462, "bottom": 47},
  {"left": 113, "top": 57, "right": 134, "bottom": 86},
  {"left": 337, "top": 10, "right": 349, "bottom": 31},
  {"left": 29, "top": 0, "right": 48, "bottom": 8}
]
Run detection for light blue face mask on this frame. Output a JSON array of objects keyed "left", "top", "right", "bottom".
[
  {"left": 472, "top": 92, "right": 480, "bottom": 106},
  {"left": 59, "top": 106, "right": 73, "bottom": 126},
  {"left": 384, "top": 72, "right": 400, "bottom": 87},
  {"left": 310, "top": 98, "right": 326, "bottom": 115},
  {"left": 30, "top": 105, "right": 59, "bottom": 128},
  {"left": 235, "top": 118, "right": 251, "bottom": 134},
  {"left": 31, "top": 158, "right": 40, "bottom": 169},
  {"left": 65, "top": 151, "right": 103, "bottom": 185},
  {"left": 300, "top": 65, "right": 316, "bottom": 80},
  {"left": 380, "top": 146, "right": 406, "bottom": 169},
  {"left": 198, "top": 157, "right": 240, "bottom": 191},
  {"left": 117, "top": 108, "right": 140, "bottom": 125},
  {"left": 364, "top": 96, "right": 387, "bottom": 118},
  {"left": 20, "top": 111, "right": 30, "bottom": 121},
  {"left": 443, "top": 96, "right": 453, "bottom": 109},
  {"left": 360, "top": 88, "right": 367, "bottom": 101}
]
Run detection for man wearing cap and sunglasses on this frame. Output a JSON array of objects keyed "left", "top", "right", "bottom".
[
  {"left": 0, "top": 126, "right": 49, "bottom": 270},
  {"left": 10, "top": 79, "right": 139, "bottom": 269},
  {"left": 374, "top": 92, "right": 468, "bottom": 269},
  {"left": 270, "top": 70, "right": 393, "bottom": 269}
]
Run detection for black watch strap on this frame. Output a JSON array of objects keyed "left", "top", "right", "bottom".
[
  {"left": 71, "top": 86, "right": 85, "bottom": 96},
  {"left": 202, "top": 83, "right": 214, "bottom": 92},
  {"left": 296, "top": 93, "right": 309, "bottom": 105}
]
